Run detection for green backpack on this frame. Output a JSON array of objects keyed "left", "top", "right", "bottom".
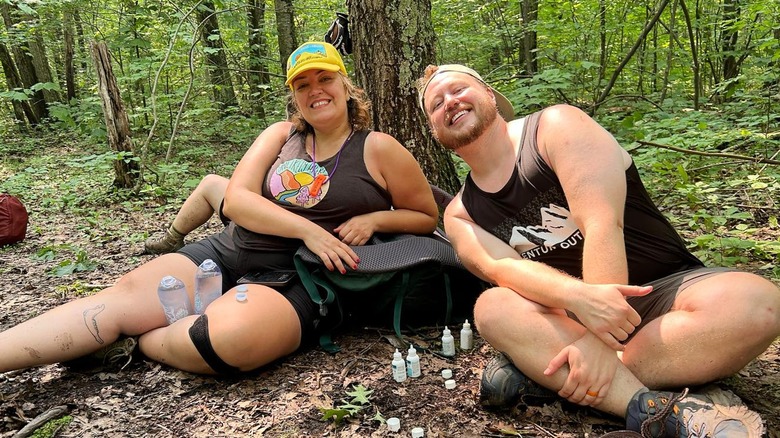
[{"left": 294, "top": 233, "right": 485, "bottom": 353}]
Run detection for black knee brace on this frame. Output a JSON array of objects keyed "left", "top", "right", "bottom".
[{"left": 188, "top": 314, "right": 241, "bottom": 374}]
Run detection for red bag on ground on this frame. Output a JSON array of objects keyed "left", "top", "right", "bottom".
[{"left": 0, "top": 194, "right": 28, "bottom": 246}]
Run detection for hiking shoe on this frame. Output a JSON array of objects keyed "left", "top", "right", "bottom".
[
  {"left": 625, "top": 387, "right": 765, "bottom": 437},
  {"left": 63, "top": 336, "right": 139, "bottom": 372},
  {"left": 479, "top": 353, "right": 557, "bottom": 408},
  {"left": 144, "top": 228, "right": 184, "bottom": 254}
]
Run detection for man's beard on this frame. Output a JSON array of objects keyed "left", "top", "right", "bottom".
[{"left": 433, "top": 102, "right": 499, "bottom": 151}]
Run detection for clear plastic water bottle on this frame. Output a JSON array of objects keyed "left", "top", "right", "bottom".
[
  {"left": 194, "top": 259, "right": 222, "bottom": 314},
  {"left": 157, "top": 275, "right": 192, "bottom": 324}
]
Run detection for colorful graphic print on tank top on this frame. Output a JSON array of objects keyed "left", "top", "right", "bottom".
[{"left": 268, "top": 157, "right": 331, "bottom": 208}]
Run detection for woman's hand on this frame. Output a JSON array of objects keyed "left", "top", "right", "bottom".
[
  {"left": 302, "top": 227, "right": 360, "bottom": 274},
  {"left": 334, "top": 214, "right": 378, "bottom": 246}
]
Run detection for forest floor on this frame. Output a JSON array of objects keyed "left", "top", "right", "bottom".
[{"left": 1, "top": 194, "right": 780, "bottom": 437}]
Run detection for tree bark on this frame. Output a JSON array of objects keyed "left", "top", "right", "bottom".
[
  {"left": 521, "top": 0, "right": 539, "bottom": 75},
  {"left": 247, "top": 0, "right": 268, "bottom": 119},
  {"left": 90, "top": 41, "right": 139, "bottom": 189},
  {"left": 1, "top": 2, "right": 46, "bottom": 124},
  {"left": 273, "top": 0, "right": 297, "bottom": 75},
  {"left": 679, "top": 0, "right": 700, "bottom": 109},
  {"left": 720, "top": 0, "right": 740, "bottom": 95},
  {"left": 0, "top": 42, "right": 35, "bottom": 125},
  {"left": 63, "top": 10, "right": 76, "bottom": 101},
  {"left": 346, "top": 0, "right": 460, "bottom": 194},
  {"left": 28, "top": 32, "right": 61, "bottom": 104},
  {"left": 197, "top": 1, "right": 238, "bottom": 113}
]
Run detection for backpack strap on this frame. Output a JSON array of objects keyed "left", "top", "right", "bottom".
[{"left": 293, "top": 255, "right": 342, "bottom": 353}]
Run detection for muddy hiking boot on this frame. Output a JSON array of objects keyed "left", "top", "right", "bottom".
[
  {"left": 144, "top": 225, "right": 185, "bottom": 255},
  {"left": 479, "top": 353, "right": 557, "bottom": 408},
  {"left": 625, "top": 387, "right": 765, "bottom": 437},
  {"left": 63, "top": 336, "right": 139, "bottom": 372}
]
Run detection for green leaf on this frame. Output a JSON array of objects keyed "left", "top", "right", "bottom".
[
  {"left": 319, "top": 407, "right": 351, "bottom": 424},
  {"left": 31, "top": 82, "right": 62, "bottom": 92},
  {"left": 346, "top": 384, "right": 374, "bottom": 405},
  {"left": 0, "top": 90, "right": 30, "bottom": 101}
]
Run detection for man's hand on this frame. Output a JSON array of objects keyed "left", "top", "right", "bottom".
[
  {"left": 544, "top": 332, "right": 618, "bottom": 407},
  {"left": 571, "top": 284, "right": 652, "bottom": 350}
]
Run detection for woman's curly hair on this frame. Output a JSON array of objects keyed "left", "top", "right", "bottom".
[{"left": 288, "top": 73, "right": 372, "bottom": 133}]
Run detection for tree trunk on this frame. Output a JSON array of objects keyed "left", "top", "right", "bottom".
[
  {"left": 197, "top": 1, "right": 238, "bottom": 113},
  {"left": 63, "top": 10, "right": 76, "bottom": 101},
  {"left": 246, "top": 0, "right": 268, "bottom": 119},
  {"left": 90, "top": 41, "right": 139, "bottom": 189},
  {"left": 659, "top": 0, "right": 677, "bottom": 103},
  {"left": 720, "top": 0, "right": 740, "bottom": 95},
  {"left": 273, "top": 0, "right": 297, "bottom": 75},
  {"left": 679, "top": 0, "right": 700, "bottom": 110},
  {"left": 28, "top": 32, "right": 61, "bottom": 104},
  {"left": 521, "top": 0, "right": 539, "bottom": 75},
  {"left": 0, "top": 42, "right": 35, "bottom": 126},
  {"left": 1, "top": 2, "right": 46, "bottom": 123},
  {"left": 346, "top": 0, "right": 460, "bottom": 194}
]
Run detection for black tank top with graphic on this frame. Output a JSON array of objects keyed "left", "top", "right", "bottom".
[
  {"left": 461, "top": 111, "right": 702, "bottom": 285},
  {"left": 229, "top": 129, "right": 392, "bottom": 252}
]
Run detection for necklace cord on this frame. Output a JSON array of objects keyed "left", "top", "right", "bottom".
[{"left": 309, "top": 128, "right": 354, "bottom": 197}]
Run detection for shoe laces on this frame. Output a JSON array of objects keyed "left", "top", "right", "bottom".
[{"left": 641, "top": 388, "right": 689, "bottom": 438}]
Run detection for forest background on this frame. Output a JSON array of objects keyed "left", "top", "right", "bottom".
[{"left": 0, "top": 0, "right": 779, "bottom": 436}]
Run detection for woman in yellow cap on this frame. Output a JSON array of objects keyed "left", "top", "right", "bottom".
[{"left": 0, "top": 42, "right": 438, "bottom": 374}]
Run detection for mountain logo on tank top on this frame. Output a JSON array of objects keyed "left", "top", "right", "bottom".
[
  {"left": 268, "top": 158, "right": 330, "bottom": 208},
  {"left": 509, "top": 204, "right": 583, "bottom": 257}
]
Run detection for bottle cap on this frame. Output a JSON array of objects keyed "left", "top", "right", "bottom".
[
  {"left": 462, "top": 319, "right": 471, "bottom": 329},
  {"left": 407, "top": 344, "right": 417, "bottom": 355},
  {"left": 444, "top": 379, "right": 456, "bottom": 389},
  {"left": 393, "top": 349, "right": 402, "bottom": 359},
  {"left": 236, "top": 284, "right": 248, "bottom": 292},
  {"left": 386, "top": 417, "right": 400, "bottom": 432},
  {"left": 236, "top": 291, "right": 247, "bottom": 302},
  {"left": 441, "top": 369, "right": 452, "bottom": 379},
  {"left": 443, "top": 326, "right": 451, "bottom": 335},
  {"left": 411, "top": 427, "right": 425, "bottom": 438}
]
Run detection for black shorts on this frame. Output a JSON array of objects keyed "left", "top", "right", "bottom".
[
  {"left": 565, "top": 266, "right": 735, "bottom": 341},
  {"left": 626, "top": 266, "right": 735, "bottom": 338},
  {"left": 177, "top": 232, "right": 319, "bottom": 347}
]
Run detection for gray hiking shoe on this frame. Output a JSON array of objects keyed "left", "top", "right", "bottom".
[
  {"left": 479, "top": 353, "right": 557, "bottom": 408},
  {"left": 143, "top": 228, "right": 184, "bottom": 254},
  {"left": 63, "top": 336, "right": 139, "bottom": 372},
  {"left": 625, "top": 387, "right": 765, "bottom": 437}
]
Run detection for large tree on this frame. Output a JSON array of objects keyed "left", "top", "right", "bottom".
[
  {"left": 346, "top": 0, "right": 460, "bottom": 194},
  {"left": 274, "top": 0, "right": 297, "bottom": 76},
  {"left": 197, "top": 1, "right": 238, "bottom": 113}
]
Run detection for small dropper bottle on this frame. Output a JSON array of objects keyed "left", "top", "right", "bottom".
[
  {"left": 406, "top": 344, "right": 421, "bottom": 378},
  {"left": 391, "top": 349, "right": 407, "bottom": 382},
  {"left": 441, "top": 326, "right": 455, "bottom": 357},
  {"left": 460, "top": 319, "right": 473, "bottom": 350}
]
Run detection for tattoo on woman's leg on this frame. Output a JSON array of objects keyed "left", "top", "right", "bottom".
[{"left": 83, "top": 304, "right": 106, "bottom": 344}]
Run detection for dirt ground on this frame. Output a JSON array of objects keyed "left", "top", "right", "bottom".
[{"left": 2, "top": 203, "right": 779, "bottom": 437}]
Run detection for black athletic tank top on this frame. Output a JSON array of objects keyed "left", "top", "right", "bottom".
[
  {"left": 229, "top": 129, "right": 392, "bottom": 252},
  {"left": 461, "top": 111, "right": 703, "bottom": 285}
]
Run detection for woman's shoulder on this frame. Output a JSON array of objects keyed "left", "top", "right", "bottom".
[
  {"left": 265, "top": 121, "right": 296, "bottom": 136},
  {"left": 363, "top": 130, "right": 404, "bottom": 152}
]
